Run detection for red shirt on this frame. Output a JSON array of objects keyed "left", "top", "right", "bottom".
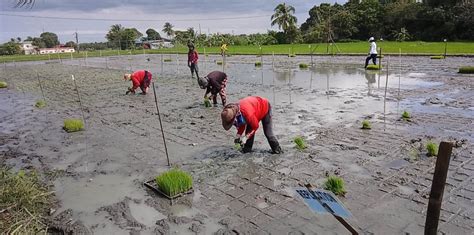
[
  {"left": 237, "top": 96, "right": 269, "bottom": 138},
  {"left": 130, "top": 70, "right": 152, "bottom": 91},
  {"left": 188, "top": 50, "right": 198, "bottom": 64}
]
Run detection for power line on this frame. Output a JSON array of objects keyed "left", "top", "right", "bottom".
[{"left": 0, "top": 12, "right": 271, "bottom": 22}]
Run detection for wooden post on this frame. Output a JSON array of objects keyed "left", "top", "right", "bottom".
[
  {"left": 443, "top": 39, "right": 447, "bottom": 58},
  {"left": 152, "top": 82, "right": 171, "bottom": 167},
  {"left": 424, "top": 142, "right": 454, "bottom": 235}
]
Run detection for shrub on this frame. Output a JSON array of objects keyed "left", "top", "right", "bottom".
[
  {"left": 458, "top": 66, "right": 474, "bottom": 74},
  {"left": 426, "top": 141, "right": 438, "bottom": 157},
  {"left": 0, "top": 168, "right": 53, "bottom": 233},
  {"left": 163, "top": 58, "right": 172, "bottom": 62},
  {"left": 293, "top": 136, "right": 307, "bottom": 150},
  {"left": 430, "top": 55, "right": 445, "bottom": 59},
  {"left": 299, "top": 63, "right": 309, "bottom": 69},
  {"left": 366, "top": 64, "right": 382, "bottom": 70},
  {"left": 216, "top": 61, "right": 223, "bottom": 65},
  {"left": 324, "top": 176, "right": 346, "bottom": 196},
  {"left": 155, "top": 168, "right": 193, "bottom": 197},
  {"left": 35, "top": 100, "right": 46, "bottom": 108},
  {"left": 402, "top": 111, "right": 410, "bottom": 119},
  {"left": 63, "top": 119, "right": 84, "bottom": 133},
  {"left": 0, "top": 81, "right": 7, "bottom": 88},
  {"left": 255, "top": 61, "right": 262, "bottom": 67},
  {"left": 361, "top": 120, "right": 371, "bottom": 129}
]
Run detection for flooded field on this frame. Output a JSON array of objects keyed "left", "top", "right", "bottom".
[{"left": 0, "top": 54, "right": 473, "bottom": 234}]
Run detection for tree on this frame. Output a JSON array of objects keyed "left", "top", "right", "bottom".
[
  {"left": 0, "top": 41, "right": 21, "bottom": 55},
  {"left": 106, "top": 24, "right": 141, "bottom": 49},
  {"left": 65, "top": 41, "right": 77, "bottom": 49},
  {"left": 25, "top": 36, "right": 33, "bottom": 41},
  {"left": 271, "top": 3, "right": 298, "bottom": 43},
  {"left": 32, "top": 37, "right": 46, "bottom": 48},
  {"left": 145, "top": 28, "right": 161, "bottom": 40},
  {"left": 39, "top": 32, "right": 59, "bottom": 48},
  {"left": 163, "top": 22, "right": 174, "bottom": 38},
  {"left": 391, "top": 27, "right": 411, "bottom": 41}
]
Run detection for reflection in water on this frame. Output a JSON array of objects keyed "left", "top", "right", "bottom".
[{"left": 365, "top": 70, "right": 378, "bottom": 97}]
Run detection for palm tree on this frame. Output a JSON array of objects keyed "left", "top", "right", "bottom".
[
  {"left": 14, "top": 0, "right": 35, "bottom": 8},
  {"left": 163, "top": 22, "right": 174, "bottom": 38},
  {"left": 271, "top": 3, "right": 297, "bottom": 34}
]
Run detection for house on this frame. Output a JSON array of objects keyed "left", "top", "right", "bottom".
[
  {"left": 38, "top": 46, "right": 75, "bottom": 54},
  {"left": 21, "top": 41, "right": 36, "bottom": 55},
  {"left": 139, "top": 39, "right": 174, "bottom": 49}
]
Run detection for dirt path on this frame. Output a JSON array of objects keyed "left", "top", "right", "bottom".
[{"left": 0, "top": 55, "right": 472, "bottom": 234}]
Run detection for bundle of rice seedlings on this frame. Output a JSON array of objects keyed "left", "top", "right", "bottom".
[
  {"left": 204, "top": 98, "right": 212, "bottom": 107},
  {"left": 35, "top": 100, "right": 46, "bottom": 108},
  {"left": 163, "top": 58, "right": 172, "bottom": 62},
  {"left": 299, "top": 63, "right": 309, "bottom": 69},
  {"left": 255, "top": 61, "right": 262, "bottom": 67},
  {"left": 458, "top": 66, "right": 474, "bottom": 74},
  {"left": 366, "top": 64, "right": 382, "bottom": 70},
  {"left": 63, "top": 119, "right": 84, "bottom": 133},
  {"left": 426, "top": 141, "right": 438, "bottom": 157},
  {"left": 324, "top": 175, "right": 346, "bottom": 196},
  {"left": 155, "top": 168, "right": 193, "bottom": 197},
  {"left": 288, "top": 54, "right": 296, "bottom": 57},
  {"left": 0, "top": 81, "right": 7, "bottom": 88},
  {"left": 216, "top": 61, "right": 223, "bottom": 65},
  {"left": 401, "top": 111, "right": 410, "bottom": 119},
  {"left": 293, "top": 136, "right": 307, "bottom": 150},
  {"left": 361, "top": 120, "right": 371, "bottom": 129}
]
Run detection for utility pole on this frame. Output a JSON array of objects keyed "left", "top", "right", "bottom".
[{"left": 75, "top": 31, "right": 79, "bottom": 53}]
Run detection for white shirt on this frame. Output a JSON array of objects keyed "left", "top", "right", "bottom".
[{"left": 369, "top": 42, "right": 377, "bottom": 54}]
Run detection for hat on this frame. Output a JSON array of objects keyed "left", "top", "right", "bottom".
[
  {"left": 198, "top": 76, "right": 209, "bottom": 89},
  {"left": 124, "top": 73, "right": 131, "bottom": 80},
  {"left": 221, "top": 104, "right": 238, "bottom": 130},
  {"left": 368, "top": 37, "right": 375, "bottom": 42}
]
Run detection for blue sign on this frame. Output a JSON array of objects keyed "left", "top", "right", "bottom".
[{"left": 295, "top": 187, "right": 351, "bottom": 218}]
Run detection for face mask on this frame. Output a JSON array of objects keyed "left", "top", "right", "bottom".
[{"left": 233, "top": 114, "right": 246, "bottom": 127}]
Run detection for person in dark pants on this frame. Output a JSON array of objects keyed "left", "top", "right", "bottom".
[
  {"left": 188, "top": 44, "right": 199, "bottom": 79},
  {"left": 124, "top": 70, "right": 152, "bottom": 95},
  {"left": 198, "top": 71, "right": 228, "bottom": 106},
  {"left": 365, "top": 37, "right": 377, "bottom": 68},
  {"left": 221, "top": 96, "right": 282, "bottom": 154}
]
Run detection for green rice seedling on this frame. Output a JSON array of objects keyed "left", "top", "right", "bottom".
[
  {"left": 458, "top": 66, "right": 474, "bottom": 74},
  {"left": 155, "top": 168, "right": 193, "bottom": 197},
  {"left": 255, "top": 61, "right": 262, "bottom": 67},
  {"left": 426, "top": 141, "right": 438, "bottom": 157},
  {"left": 35, "top": 100, "right": 46, "bottom": 108},
  {"left": 216, "top": 61, "right": 223, "bottom": 65},
  {"left": 361, "top": 120, "right": 371, "bottom": 129},
  {"left": 366, "top": 64, "right": 382, "bottom": 70},
  {"left": 299, "top": 63, "right": 309, "bottom": 69},
  {"left": 324, "top": 175, "right": 346, "bottom": 196},
  {"left": 204, "top": 98, "right": 211, "bottom": 107},
  {"left": 402, "top": 111, "right": 410, "bottom": 119},
  {"left": 293, "top": 136, "right": 307, "bottom": 150},
  {"left": 0, "top": 81, "right": 7, "bottom": 88},
  {"left": 0, "top": 168, "right": 53, "bottom": 233},
  {"left": 163, "top": 58, "right": 172, "bottom": 62},
  {"left": 63, "top": 119, "right": 84, "bottom": 133},
  {"left": 430, "top": 55, "right": 445, "bottom": 59},
  {"left": 234, "top": 143, "right": 242, "bottom": 151}
]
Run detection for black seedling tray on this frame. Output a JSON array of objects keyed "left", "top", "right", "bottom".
[{"left": 143, "top": 180, "right": 194, "bottom": 200}]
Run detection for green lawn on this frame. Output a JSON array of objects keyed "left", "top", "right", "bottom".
[{"left": 1, "top": 41, "right": 473, "bottom": 63}]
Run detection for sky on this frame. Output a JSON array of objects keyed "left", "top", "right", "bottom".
[{"left": 0, "top": 0, "right": 344, "bottom": 43}]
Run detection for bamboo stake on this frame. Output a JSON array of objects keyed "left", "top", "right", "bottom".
[{"left": 152, "top": 82, "right": 171, "bottom": 166}]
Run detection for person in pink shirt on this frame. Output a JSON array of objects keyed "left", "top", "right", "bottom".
[{"left": 187, "top": 43, "right": 199, "bottom": 79}]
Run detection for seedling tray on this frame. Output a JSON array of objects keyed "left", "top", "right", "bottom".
[{"left": 143, "top": 180, "right": 194, "bottom": 200}]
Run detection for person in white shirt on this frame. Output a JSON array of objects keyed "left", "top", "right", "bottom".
[{"left": 365, "top": 37, "right": 377, "bottom": 68}]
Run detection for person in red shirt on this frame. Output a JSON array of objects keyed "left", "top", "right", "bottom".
[
  {"left": 124, "top": 70, "right": 152, "bottom": 95},
  {"left": 221, "top": 96, "right": 282, "bottom": 154},
  {"left": 187, "top": 44, "right": 199, "bottom": 79}
]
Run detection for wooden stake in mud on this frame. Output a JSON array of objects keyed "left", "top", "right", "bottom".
[
  {"left": 105, "top": 56, "right": 108, "bottom": 69},
  {"left": 378, "top": 47, "right": 382, "bottom": 88},
  {"left": 425, "top": 141, "right": 454, "bottom": 235},
  {"left": 151, "top": 82, "right": 171, "bottom": 167},
  {"left": 36, "top": 73, "right": 46, "bottom": 101},
  {"left": 72, "top": 74, "right": 89, "bottom": 171}
]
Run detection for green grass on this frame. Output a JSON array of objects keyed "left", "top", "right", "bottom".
[
  {"left": 293, "top": 136, "right": 307, "bottom": 150},
  {"left": 426, "top": 141, "right": 439, "bottom": 157},
  {"left": 324, "top": 175, "right": 346, "bottom": 196},
  {"left": 204, "top": 98, "right": 212, "bottom": 107},
  {"left": 216, "top": 61, "right": 223, "bottom": 65},
  {"left": 402, "top": 111, "right": 411, "bottom": 119},
  {"left": 155, "top": 168, "right": 193, "bottom": 197},
  {"left": 361, "top": 120, "right": 372, "bottom": 129},
  {"left": 35, "top": 100, "right": 46, "bottom": 108},
  {"left": 0, "top": 168, "right": 53, "bottom": 234},
  {"left": 430, "top": 55, "right": 445, "bottom": 59},
  {"left": 299, "top": 63, "right": 309, "bottom": 69},
  {"left": 1, "top": 42, "right": 474, "bottom": 63},
  {"left": 458, "top": 66, "right": 474, "bottom": 74},
  {"left": 255, "top": 61, "right": 262, "bottom": 67},
  {"left": 0, "top": 81, "right": 7, "bottom": 88},
  {"left": 63, "top": 119, "right": 84, "bottom": 133},
  {"left": 366, "top": 64, "right": 382, "bottom": 70},
  {"left": 163, "top": 58, "right": 172, "bottom": 62}
]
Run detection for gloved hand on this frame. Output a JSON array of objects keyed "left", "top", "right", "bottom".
[
  {"left": 241, "top": 136, "right": 248, "bottom": 144},
  {"left": 126, "top": 87, "right": 135, "bottom": 95}
]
